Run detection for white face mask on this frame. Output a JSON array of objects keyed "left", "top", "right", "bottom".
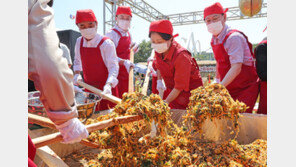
[
  {"left": 117, "top": 19, "right": 130, "bottom": 31},
  {"left": 80, "top": 26, "right": 97, "bottom": 40},
  {"left": 151, "top": 42, "right": 169, "bottom": 54},
  {"left": 207, "top": 21, "right": 223, "bottom": 36}
]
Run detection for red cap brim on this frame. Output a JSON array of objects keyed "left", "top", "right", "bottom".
[
  {"left": 224, "top": 8, "right": 228, "bottom": 13},
  {"left": 173, "top": 34, "right": 179, "bottom": 38}
]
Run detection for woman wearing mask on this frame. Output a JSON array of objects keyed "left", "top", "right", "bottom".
[
  {"left": 73, "top": 9, "right": 119, "bottom": 111},
  {"left": 204, "top": 2, "right": 259, "bottom": 113},
  {"left": 106, "top": 6, "right": 138, "bottom": 98},
  {"left": 149, "top": 19, "right": 203, "bottom": 111}
]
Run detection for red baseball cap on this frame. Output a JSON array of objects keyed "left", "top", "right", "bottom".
[
  {"left": 75, "top": 9, "right": 97, "bottom": 24},
  {"left": 149, "top": 20, "right": 173, "bottom": 36},
  {"left": 204, "top": 2, "right": 228, "bottom": 20},
  {"left": 116, "top": 6, "right": 132, "bottom": 17}
]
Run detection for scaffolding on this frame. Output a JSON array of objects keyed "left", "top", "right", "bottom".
[{"left": 103, "top": 0, "right": 267, "bottom": 34}]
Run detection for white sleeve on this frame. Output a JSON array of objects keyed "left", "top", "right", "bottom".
[
  {"left": 100, "top": 39, "right": 119, "bottom": 87},
  {"left": 73, "top": 37, "right": 82, "bottom": 72},
  {"left": 61, "top": 44, "right": 72, "bottom": 65},
  {"left": 105, "top": 31, "right": 123, "bottom": 63},
  {"left": 105, "top": 30, "right": 120, "bottom": 48}
]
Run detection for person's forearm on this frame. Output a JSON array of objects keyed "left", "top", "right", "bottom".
[
  {"left": 165, "top": 88, "right": 181, "bottom": 104},
  {"left": 28, "top": 0, "right": 77, "bottom": 125},
  {"left": 220, "top": 63, "right": 242, "bottom": 87}
]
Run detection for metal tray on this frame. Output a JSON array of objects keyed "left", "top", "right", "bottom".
[{"left": 28, "top": 91, "right": 101, "bottom": 123}]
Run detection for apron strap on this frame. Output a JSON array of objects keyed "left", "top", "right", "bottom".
[
  {"left": 222, "top": 29, "right": 256, "bottom": 67},
  {"left": 98, "top": 36, "right": 110, "bottom": 48},
  {"left": 112, "top": 28, "right": 122, "bottom": 38}
]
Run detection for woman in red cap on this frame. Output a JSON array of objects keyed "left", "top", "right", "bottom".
[
  {"left": 106, "top": 6, "right": 138, "bottom": 98},
  {"left": 73, "top": 9, "right": 119, "bottom": 111},
  {"left": 149, "top": 19, "right": 203, "bottom": 112},
  {"left": 204, "top": 2, "right": 259, "bottom": 113}
]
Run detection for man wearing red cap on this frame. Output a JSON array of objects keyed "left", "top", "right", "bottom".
[
  {"left": 149, "top": 20, "right": 203, "bottom": 113},
  {"left": 204, "top": 2, "right": 259, "bottom": 113},
  {"left": 73, "top": 9, "right": 119, "bottom": 110},
  {"left": 105, "top": 6, "right": 138, "bottom": 98}
]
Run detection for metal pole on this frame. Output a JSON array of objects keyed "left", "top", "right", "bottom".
[
  {"left": 103, "top": 0, "right": 106, "bottom": 35},
  {"left": 196, "top": 40, "right": 201, "bottom": 57},
  {"left": 111, "top": 0, "right": 117, "bottom": 27}
]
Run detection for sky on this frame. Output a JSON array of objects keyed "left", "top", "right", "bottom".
[{"left": 52, "top": 0, "right": 267, "bottom": 52}]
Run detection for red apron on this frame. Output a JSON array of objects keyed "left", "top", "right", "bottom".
[
  {"left": 258, "top": 80, "right": 267, "bottom": 114},
  {"left": 211, "top": 30, "right": 259, "bottom": 113},
  {"left": 80, "top": 37, "right": 118, "bottom": 111},
  {"left": 155, "top": 41, "right": 203, "bottom": 109},
  {"left": 257, "top": 40, "right": 267, "bottom": 114},
  {"left": 28, "top": 135, "right": 37, "bottom": 167},
  {"left": 112, "top": 29, "right": 131, "bottom": 98},
  {"left": 151, "top": 76, "right": 158, "bottom": 94}
]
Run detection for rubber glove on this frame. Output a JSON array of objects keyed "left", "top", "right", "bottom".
[
  {"left": 156, "top": 79, "right": 166, "bottom": 92},
  {"left": 55, "top": 118, "right": 89, "bottom": 144},
  {"left": 102, "top": 83, "right": 112, "bottom": 95},
  {"left": 124, "top": 60, "right": 135, "bottom": 73},
  {"left": 73, "top": 74, "right": 82, "bottom": 86}
]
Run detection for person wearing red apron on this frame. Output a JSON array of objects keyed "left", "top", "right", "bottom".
[
  {"left": 255, "top": 39, "right": 267, "bottom": 114},
  {"left": 149, "top": 20, "right": 203, "bottom": 110},
  {"left": 73, "top": 9, "right": 120, "bottom": 111},
  {"left": 204, "top": 2, "right": 259, "bottom": 113},
  {"left": 106, "top": 6, "right": 138, "bottom": 98}
]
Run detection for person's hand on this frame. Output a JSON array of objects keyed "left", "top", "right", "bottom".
[
  {"left": 147, "top": 56, "right": 154, "bottom": 63},
  {"left": 124, "top": 60, "right": 135, "bottom": 73},
  {"left": 211, "top": 78, "right": 220, "bottom": 84},
  {"left": 73, "top": 74, "right": 83, "bottom": 86},
  {"left": 55, "top": 118, "right": 89, "bottom": 144},
  {"left": 163, "top": 99, "right": 169, "bottom": 104},
  {"left": 156, "top": 79, "right": 166, "bottom": 92},
  {"left": 74, "top": 85, "right": 83, "bottom": 93},
  {"left": 102, "top": 83, "right": 112, "bottom": 95}
]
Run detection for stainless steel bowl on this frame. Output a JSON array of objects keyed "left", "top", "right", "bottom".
[{"left": 28, "top": 91, "right": 102, "bottom": 123}]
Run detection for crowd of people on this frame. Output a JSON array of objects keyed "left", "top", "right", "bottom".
[{"left": 28, "top": 1, "right": 267, "bottom": 166}]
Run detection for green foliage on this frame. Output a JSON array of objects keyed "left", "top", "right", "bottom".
[
  {"left": 134, "top": 40, "right": 152, "bottom": 63},
  {"left": 195, "top": 51, "right": 215, "bottom": 61},
  {"left": 252, "top": 43, "right": 259, "bottom": 52}
]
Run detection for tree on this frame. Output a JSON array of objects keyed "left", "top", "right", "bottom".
[{"left": 134, "top": 40, "right": 152, "bottom": 63}]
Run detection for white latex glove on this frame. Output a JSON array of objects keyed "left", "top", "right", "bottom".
[
  {"left": 73, "top": 74, "right": 82, "bottom": 86},
  {"left": 212, "top": 78, "right": 220, "bottom": 84},
  {"left": 74, "top": 85, "right": 83, "bottom": 93},
  {"left": 102, "top": 83, "right": 112, "bottom": 95},
  {"left": 147, "top": 55, "right": 154, "bottom": 63},
  {"left": 55, "top": 118, "right": 89, "bottom": 144},
  {"left": 157, "top": 79, "right": 166, "bottom": 92},
  {"left": 124, "top": 60, "right": 135, "bottom": 73}
]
